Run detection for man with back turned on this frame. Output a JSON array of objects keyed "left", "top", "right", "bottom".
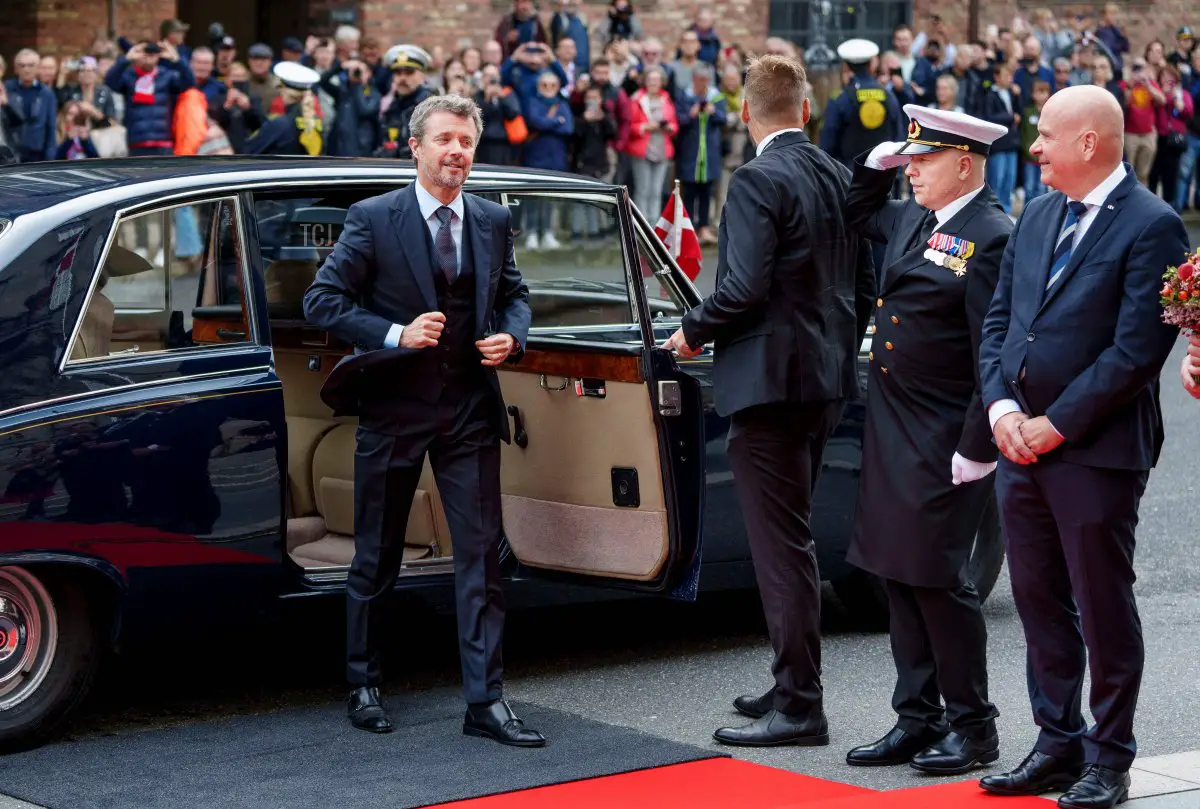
[{"left": 663, "top": 54, "right": 877, "bottom": 747}]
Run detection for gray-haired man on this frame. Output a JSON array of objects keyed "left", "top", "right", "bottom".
[{"left": 304, "top": 95, "right": 539, "bottom": 746}]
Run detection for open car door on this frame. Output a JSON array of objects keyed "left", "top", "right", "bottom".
[{"left": 490, "top": 188, "right": 705, "bottom": 599}]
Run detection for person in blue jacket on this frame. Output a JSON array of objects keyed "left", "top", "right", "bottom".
[
  {"left": 105, "top": 40, "right": 194, "bottom": 157},
  {"left": 521, "top": 71, "right": 574, "bottom": 249},
  {"left": 674, "top": 61, "right": 726, "bottom": 243},
  {"left": 4, "top": 49, "right": 58, "bottom": 162}
]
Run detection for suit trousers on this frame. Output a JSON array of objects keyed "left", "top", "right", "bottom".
[
  {"left": 347, "top": 389, "right": 506, "bottom": 705},
  {"left": 885, "top": 578, "right": 998, "bottom": 739},
  {"left": 727, "top": 399, "right": 845, "bottom": 718},
  {"left": 996, "top": 456, "right": 1148, "bottom": 770}
]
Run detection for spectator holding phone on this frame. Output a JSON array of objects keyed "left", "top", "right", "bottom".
[
  {"left": 475, "top": 63, "right": 523, "bottom": 166},
  {"left": 572, "top": 83, "right": 615, "bottom": 237},
  {"left": 495, "top": 0, "right": 549, "bottom": 60},
  {"left": 1124, "top": 56, "right": 1165, "bottom": 186},
  {"left": 624, "top": 66, "right": 678, "bottom": 222},
  {"left": 54, "top": 101, "right": 98, "bottom": 159}
]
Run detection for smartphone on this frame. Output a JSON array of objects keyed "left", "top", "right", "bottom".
[{"left": 890, "top": 67, "right": 903, "bottom": 77}]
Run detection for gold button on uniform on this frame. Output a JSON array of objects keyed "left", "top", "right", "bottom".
[
  {"left": 885, "top": 341, "right": 894, "bottom": 350},
  {"left": 876, "top": 298, "right": 884, "bottom": 308},
  {"left": 891, "top": 315, "right": 900, "bottom": 324}
]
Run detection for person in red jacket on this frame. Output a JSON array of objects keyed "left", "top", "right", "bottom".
[{"left": 623, "top": 66, "right": 678, "bottom": 220}]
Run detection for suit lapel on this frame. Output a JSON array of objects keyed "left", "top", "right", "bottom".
[
  {"left": 389, "top": 184, "right": 438, "bottom": 311},
  {"left": 1036, "top": 173, "right": 1136, "bottom": 316},
  {"left": 463, "top": 194, "right": 494, "bottom": 335}
]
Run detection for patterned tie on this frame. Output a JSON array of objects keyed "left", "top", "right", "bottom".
[
  {"left": 1045, "top": 201, "right": 1090, "bottom": 290},
  {"left": 434, "top": 206, "right": 458, "bottom": 282},
  {"left": 904, "top": 209, "right": 937, "bottom": 253}
]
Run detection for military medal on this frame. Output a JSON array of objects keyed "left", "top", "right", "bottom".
[{"left": 926, "top": 232, "right": 976, "bottom": 277}]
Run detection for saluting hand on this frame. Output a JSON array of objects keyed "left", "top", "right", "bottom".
[
  {"left": 476, "top": 333, "right": 517, "bottom": 366},
  {"left": 993, "top": 412, "right": 1038, "bottom": 465},
  {"left": 399, "top": 311, "right": 446, "bottom": 349},
  {"left": 1019, "top": 416, "right": 1064, "bottom": 455}
]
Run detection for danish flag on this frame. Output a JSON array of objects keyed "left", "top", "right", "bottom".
[{"left": 653, "top": 183, "right": 703, "bottom": 281}]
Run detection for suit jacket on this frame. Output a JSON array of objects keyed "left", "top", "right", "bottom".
[
  {"left": 979, "top": 166, "right": 1187, "bottom": 471},
  {"left": 302, "top": 184, "right": 532, "bottom": 442},
  {"left": 680, "top": 130, "right": 876, "bottom": 417},
  {"left": 846, "top": 159, "right": 1011, "bottom": 462}
]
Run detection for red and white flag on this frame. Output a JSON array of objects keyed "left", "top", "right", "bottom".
[{"left": 653, "top": 185, "right": 703, "bottom": 281}]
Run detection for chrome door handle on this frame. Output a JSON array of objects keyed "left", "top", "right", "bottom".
[{"left": 539, "top": 374, "right": 569, "bottom": 391}]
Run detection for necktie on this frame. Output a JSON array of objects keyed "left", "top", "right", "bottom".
[
  {"left": 905, "top": 209, "right": 937, "bottom": 253},
  {"left": 1046, "top": 201, "right": 1089, "bottom": 290},
  {"left": 434, "top": 206, "right": 457, "bottom": 282}
]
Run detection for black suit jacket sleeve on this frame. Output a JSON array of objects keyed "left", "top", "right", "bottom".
[
  {"left": 958, "top": 231, "right": 1006, "bottom": 462},
  {"left": 680, "top": 165, "right": 778, "bottom": 348},
  {"left": 979, "top": 210, "right": 1022, "bottom": 409},
  {"left": 854, "top": 231, "right": 877, "bottom": 347},
  {"left": 493, "top": 210, "right": 532, "bottom": 360},
  {"left": 845, "top": 157, "right": 906, "bottom": 244},
  {"left": 1044, "top": 211, "right": 1188, "bottom": 442},
  {"left": 302, "top": 202, "right": 398, "bottom": 352}
]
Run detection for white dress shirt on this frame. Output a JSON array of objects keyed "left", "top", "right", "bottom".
[
  {"left": 986, "top": 162, "right": 1129, "bottom": 432},
  {"left": 756, "top": 127, "right": 805, "bottom": 156},
  {"left": 383, "top": 183, "right": 466, "bottom": 348}
]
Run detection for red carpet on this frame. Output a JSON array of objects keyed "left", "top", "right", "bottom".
[{"left": 429, "top": 758, "right": 1051, "bottom": 809}]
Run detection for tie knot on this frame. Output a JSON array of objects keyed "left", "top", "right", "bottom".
[
  {"left": 1067, "top": 201, "right": 1088, "bottom": 218},
  {"left": 435, "top": 206, "right": 454, "bottom": 226}
]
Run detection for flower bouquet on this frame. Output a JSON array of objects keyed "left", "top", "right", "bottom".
[{"left": 1162, "top": 249, "right": 1200, "bottom": 385}]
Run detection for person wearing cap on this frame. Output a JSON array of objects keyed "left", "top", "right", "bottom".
[
  {"left": 160, "top": 19, "right": 192, "bottom": 66},
  {"left": 820, "top": 38, "right": 903, "bottom": 170},
  {"left": 244, "top": 62, "right": 323, "bottom": 155},
  {"left": 1167, "top": 26, "right": 1196, "bottom": 80},
  {"left": 104, "top": 39, "right": 195, "bottom": 157},
  {"left": 978, "top": 84, "right": 1188, "bottom": 809},
  {"left": 279, "top": 37, "right": 305, "bottom": 65},
  {"left": 246, "top": 43, "right": 280, "bottom": 112},
  {"left": 842, "top": 104, "right": 1012, "bottom": 775},
  {"left": 376, "top": 45, "right": 436, "bottom": 159}
]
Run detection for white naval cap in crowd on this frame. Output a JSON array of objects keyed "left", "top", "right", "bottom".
[
  {"left": 273, "top": 60, "right": 321, "bottom": 91},
  {"left": 867, "top": 104, "right": 1011, "bottom": 170},
  {"left": 837, "top": 38, "right": 880, "bottom": 65}
]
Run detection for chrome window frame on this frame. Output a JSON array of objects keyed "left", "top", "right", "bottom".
[{"left": 60, "top": 194, "right": 260, "bottom": 372}]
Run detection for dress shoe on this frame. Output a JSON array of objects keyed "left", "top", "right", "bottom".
[
  {"left": 980, "top": 750, "right": 1084, "bottom": 796},
  {"left": 732, "top": 687, "right": 775, "bottom": 719},
  {"left": 713, "top": 709, "right": 829, "bottom": 747},
  {"left": 847, "top": 725, "right": 947, "bottom": 767},
  {"left": 1058, "top": 765, "right": 1131, "bottom": 808},
  {"left": 463, "top": 699, "right": 546, "bottom": 748},
  {"left": 347, "top": 686, "right": 393, "bottom": 733},
  {"left": 910, "top": 730, "right": 999, "bottom": 774}
]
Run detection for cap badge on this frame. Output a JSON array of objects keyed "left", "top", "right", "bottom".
[{"left": 907, "top": 119, "right": 921, "bottom": 140}]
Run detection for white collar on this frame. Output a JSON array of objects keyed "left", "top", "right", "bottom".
[
  {"left": 414, "top": 180, "right": 465, "bottom": 222},
  {"left": 933, "top": 184, "right": 985, "bottom": 229},
  {"left": 756, "top": 127, "right": 805, "bottom": 157},
  {"left": 1076, "top": 163, "right": 1128, "bottom": 209}
]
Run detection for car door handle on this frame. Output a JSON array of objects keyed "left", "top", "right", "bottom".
[
  {"left": 215, "top": 328, "right": 247, "bottom": 340},
  {"left": 507, "top": 405, "right": 528, "bottom": 448}
]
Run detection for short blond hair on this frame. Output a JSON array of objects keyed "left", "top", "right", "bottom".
[{"left": 743, "top": 54, "right": 807, "bottom": 125}]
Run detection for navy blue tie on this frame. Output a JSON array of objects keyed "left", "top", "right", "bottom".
[
  {"left": 1046, "top": 201, "right": 1089, "bottom": 290},
  {"left": 434, "top": 206, "right": 457, "bottom": 282}
]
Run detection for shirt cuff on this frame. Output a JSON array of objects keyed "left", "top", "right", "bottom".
[
  {"left": 383, "top": 322, "right": 404, "bottom": 349},
  {"left": 987, "top": 399, "right": 1023, "bottom": 430}
]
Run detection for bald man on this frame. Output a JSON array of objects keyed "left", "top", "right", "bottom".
[{"left": 978, "top": 85, "right": 1188, "bottom": 808}]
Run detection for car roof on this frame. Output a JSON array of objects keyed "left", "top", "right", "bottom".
[{"left": 0, "top": 156, "right": 613, "bottom": 219}]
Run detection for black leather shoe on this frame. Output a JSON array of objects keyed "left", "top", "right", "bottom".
[
  {"left": 847, "top": 725, "right": 947, "bottom": 767},
  {"left": 980, "top": 750, "right": 1085, "bottom": 796},
  {"left": 733, "top": 688, "right": 775, "bottom": 719},
  {"left": 713, "top": 709, "right": 829, "bottom": 747},
  {"left": 910, "top": 730, "right": 1000, "bottom": 774},
  {"left": 1058, "top": 765, "right": 1131, "bottom": 808},
  {"left": 347, "top": 686, "right": 393, "bottom": 733},
  {"left": 463, "top": 699, "right": 546, "bottom": 748}
]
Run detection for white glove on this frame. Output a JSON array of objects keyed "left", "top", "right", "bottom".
[
  {"left": 952, "top": 452, "right": 997, "bottom": 486},
  {"left": 865, "top": 141, "right": 910, "bottom": 171}
]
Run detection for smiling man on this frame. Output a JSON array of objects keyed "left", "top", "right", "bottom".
[
  {"left": 303, "top": 95, "right": 539, "bottom": 747},
  {"left": 843, "top": 104, "right": 1012, "bottom": 776}
]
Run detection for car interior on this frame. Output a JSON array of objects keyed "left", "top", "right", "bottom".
[{"left": 65, "top": 187, "right": 689, "bottom": 586}]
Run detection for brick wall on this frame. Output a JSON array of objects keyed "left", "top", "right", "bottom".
[{"left": 1, "top": 0, "right": 177, "bottom": 62}]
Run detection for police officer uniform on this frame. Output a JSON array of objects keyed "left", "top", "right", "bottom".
[
  {"left": 244, "top": 62, "right": 324, "bottom": 156},
  {"left": 842, "top": 106, "right": 1014, "bottom": 775},
  {"left": 819, "top": 39, "right": 903, "bottom": 169},
  {"left": 376, "top": 45, "right": 436, "bottom": 159}
]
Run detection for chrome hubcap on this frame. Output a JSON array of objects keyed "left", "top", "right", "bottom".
[{"left": 0, "top": 568, "right": 58, "bottom": 711}]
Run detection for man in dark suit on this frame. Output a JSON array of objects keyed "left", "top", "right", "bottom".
[
  {"left": 843, "top": 105, "right": 1012, "bottom": 775},
  {"left": 663, "top": 54, "right": 876, "bottom": 747},
  {"left": 303, "top": 94, "right": 544, "bottom": 747},
  {"left": 978, "top": 85, "right": 1188, "bottom": 808}
]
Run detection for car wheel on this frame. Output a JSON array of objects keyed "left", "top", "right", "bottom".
[
  {"left": 831, "top": 491, "right": 1006, "bottom": 631},
  {"left": 0, "top": 567, "right": 104, "bottom": 752}
]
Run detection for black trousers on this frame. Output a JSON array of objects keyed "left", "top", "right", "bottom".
[
  {"left": 727, "top": 399, "right": 845, "bottom": 717},
  {"left": 886, "top": 578, "right": 997, "bottom": 739},
  {"left": 681, "top": 181, "right": 714, "bottom": 229},
  {"left": 347, "top": 390, "right": 505, "bottom": 705},
  {"left": 996, "top": 457, "right": 1148, "bottom": 770}
]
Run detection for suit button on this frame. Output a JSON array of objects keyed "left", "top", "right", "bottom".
[
  {"left": 1027, "top": 333, "right": 1036, "bottom": 342},
  {"left": 891, "top": 315, "right": 900, "bottom": 325},
  {"left": 885, "top": 341, "right": 894, "bottom": 350},
  {"left": 876, "top": 298, "right": 884, "bottom": 308}
]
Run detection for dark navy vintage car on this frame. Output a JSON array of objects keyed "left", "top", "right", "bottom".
[{"left": 0, "top": 157, "right": 1003, "bottom": 750}]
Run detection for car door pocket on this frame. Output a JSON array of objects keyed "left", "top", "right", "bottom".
[
  {"left": 575, "top": 377, "right": 606, "bottom": 398},
  {"left": 611, "top": 467, "right": 640, "bottom": 507}
]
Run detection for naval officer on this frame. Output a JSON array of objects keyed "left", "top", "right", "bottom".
[
  {"left": 244, "top": 61, "right": 324, "bottom": 155},
  {"left": 819, "top": 39, "right": 903, "bottom": 169},
  {"left": 842, "top": 105, "right": 1013, "bottom": 775}
]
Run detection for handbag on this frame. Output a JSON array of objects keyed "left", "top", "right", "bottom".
[
  {"left": 91, "top": 124, "right": 128, "bottom": 158},
  {"left": 1165, "top": 129, "right": 1188, "bottom": 152}
]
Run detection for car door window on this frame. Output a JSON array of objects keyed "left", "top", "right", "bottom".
[{"left": 65, "top": 198, "right": 250, "bottom": 363}]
